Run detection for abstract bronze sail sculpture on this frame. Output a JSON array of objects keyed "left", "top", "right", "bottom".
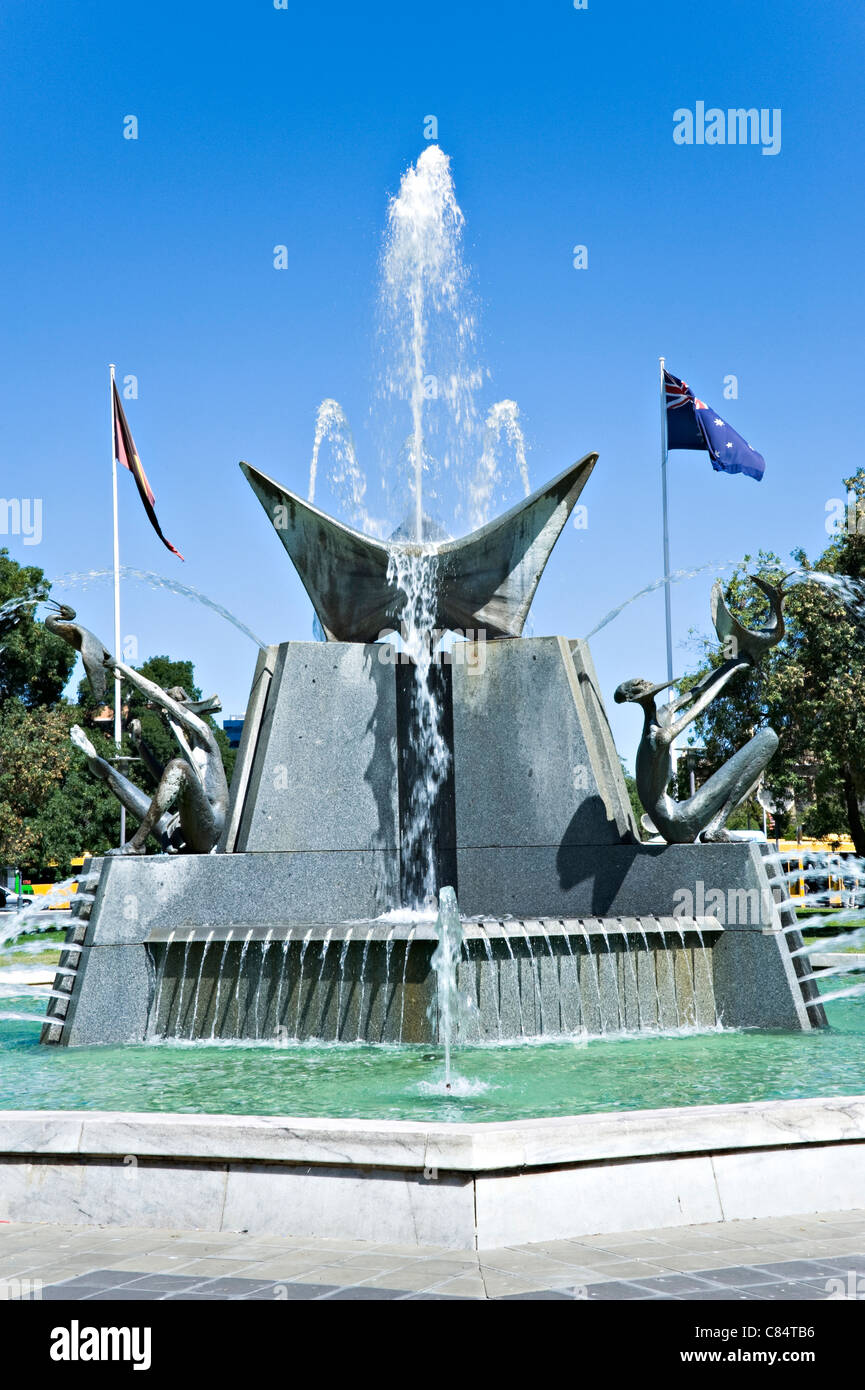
[{"left": 240, "top": 453, "right": 597, "bottom": 642}]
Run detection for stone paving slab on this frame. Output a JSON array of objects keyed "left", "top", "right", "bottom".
[{"left": 2, "top": 1211, "right": 865, "bottom": 1300}]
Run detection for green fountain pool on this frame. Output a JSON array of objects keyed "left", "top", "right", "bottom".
[{"left": 1, "top": 985, "right": 862, "bottom": 1123}]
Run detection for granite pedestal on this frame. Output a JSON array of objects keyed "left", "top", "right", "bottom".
[{"left": 42, "top": 637, "right": 823, "bottom": 1046}]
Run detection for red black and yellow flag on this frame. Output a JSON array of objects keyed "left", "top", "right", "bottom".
[{"left": 112, "top": 382, "right": 184, "bottom": 560}]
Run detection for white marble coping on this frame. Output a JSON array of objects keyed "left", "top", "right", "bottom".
[{"left": 1, "top": 1094, "right": 864, "bottom": 1174}]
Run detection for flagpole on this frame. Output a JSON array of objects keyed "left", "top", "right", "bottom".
[
  {"left": 659, "top": 355, "right": 673, "bottom": 683},
  {"left": 110, "top": 364, "right": 126, "bottom": 846}
]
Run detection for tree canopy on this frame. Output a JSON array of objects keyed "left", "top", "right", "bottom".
[
  {"left": 0, "top": 554, "right": 236, "bottom": 876},
  {"left": 676, "top": 470, "right": 865, "bottom": 850}
]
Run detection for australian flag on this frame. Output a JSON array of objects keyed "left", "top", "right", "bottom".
[{"left": 664, "top": 369, "right": 765, "bottom": 482}]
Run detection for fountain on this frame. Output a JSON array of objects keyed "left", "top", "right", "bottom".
[
  {"left": 34, "top": 147, "right": 822, "bottom": 1050},
  {"left": 38, "top": 469, "right": 822, "bottom": 1046}
]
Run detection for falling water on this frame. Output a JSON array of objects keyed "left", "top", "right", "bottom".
[
  {"left": 387, "top": 549, "right": 451, "bottom": 906},
  {"left": 233, "top": 929, "right": 254, "bottom": 1035},
  {"left": 518, "top": 921, "right": 544, "bottom": 1034},
  {"left": 676, "top": 926, "right": 698, "bottom": 1027},
  {"left": 254, "top": 929, "right": 274, "bottom": 1039},
  {"left": 577, "top": 922, "right": 604, "bottom": 1032},
  {"left": 210, "top": 930, "right": 234, "bottom": 1040},
  {"left": 536, "top": 920, "right": 561, "bottom": 1030},
  {"left": 177, "top": 932, "right": 194, "bottom": 1034},
  {"left": 356, "top": 928, "right": 374, "bottom": 1043},
  {"left": 316, "top": 929, "right": 334, "bottom": 1037},
  {"left": 597, "top": 923, "right": 624, "bottom": 1031},
  {"left": 556, "top": 921, "right": 583, "bottom": 1034},
  {"left": 150, "top": 929, "right": 175, "bottom": 1037},
  {"left": 694, "top": 922, "right": 718, "bottom": 1025},
  {"left": 336, "top": 928, "right": 354, "bottom": 1039},
  {"left": 398, "top": 926, "right": 416, "bottom": 1043},
  {"left": 383, "top": 926, "right": 395, "bottom": 1040},
  {"left": 273, "top": 935, "right": 291, "bottom": 1033},
  {"left": 188, "top": 930, "right": 214, "bottom": 1040},
  {"left": 478, "top": 925, "right": 502, "bottom": 1040},
  {"left": 618, "top": 922, "right": 643, "bottom": 1031},
  {"left": 294, "top": 929, "right": 313, "bottom": 1037},
  {"left": 635, "top": 920, "right": 664, "bottom": 1026},
  {"left": 499, "top": 929, "right": 527, "bottom": 1037}
]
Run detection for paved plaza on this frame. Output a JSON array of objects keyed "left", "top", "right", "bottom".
[{"left": 2, "top": 1209, "right": 864, "bottom": 1301}]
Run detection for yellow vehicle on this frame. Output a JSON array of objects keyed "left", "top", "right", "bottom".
[
  {"left": 22, "top": 855, "right": 90, "bottom": 909},
  {"left": 776, "top": 837, "right": 858, "bottom": 906}
]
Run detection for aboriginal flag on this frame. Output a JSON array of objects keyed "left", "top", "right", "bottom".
[{"left": 112, "top": 382, "right": 184, "bottom": 559}]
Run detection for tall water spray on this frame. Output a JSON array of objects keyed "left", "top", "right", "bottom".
[
  {"left": 429, "top": 886, "right": 464, "bottom": 1087},
  {"left": 379, "top": 145, "right": 483, "bottom": 538}
]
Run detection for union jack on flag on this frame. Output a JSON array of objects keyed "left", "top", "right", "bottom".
[{"left": 663, "top": 368, "right": 765, "bottom": 482}]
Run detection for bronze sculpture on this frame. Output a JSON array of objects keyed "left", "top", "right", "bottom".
[{"left": 616, "top": 578, "right": 785, "bottom": 843}]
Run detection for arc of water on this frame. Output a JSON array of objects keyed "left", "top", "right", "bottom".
[{"left": 50, "top": 568, "right": 265, "bottom": 649}]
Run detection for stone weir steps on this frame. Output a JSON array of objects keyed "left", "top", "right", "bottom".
[{"left": 40, "top": 859, "right": 102, "bottom": 1046}]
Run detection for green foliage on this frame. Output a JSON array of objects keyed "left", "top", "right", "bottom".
[
  {"left": 0, "top": 549, "right": 75, "bottom": 705},
  {"left": 621, "top": 760, "right": 644, "bottom": 836},
  {"left": 0, "top": 550, "right": 235, "bottom": 872},
  {"left": 679, "top": 471, "right": 865, "bottom": 850}
]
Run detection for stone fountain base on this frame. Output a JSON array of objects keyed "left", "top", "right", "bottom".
[
  {"left": 41, "top": 636, "right": 824, "bottom": 1046},
  {"left": 42, "top": 839, "right": 821, "bottom": 1046}
]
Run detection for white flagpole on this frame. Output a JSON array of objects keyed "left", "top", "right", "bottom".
[
  {"left": 659, "top": 355, "right": 673, "bottom": 683},
  {"left": 110, "top": 364, "right": 126, "bottom": 846}
]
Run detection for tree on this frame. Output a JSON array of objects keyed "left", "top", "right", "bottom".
[
  {"left": 0, "top": 550, "right": 235, "bottom": 873},
  {"left": 0, "top": 549, "right": 74, "bottom": 704},
  {"left": 677, "top": 472, "right": 865, "bottom": 851}
]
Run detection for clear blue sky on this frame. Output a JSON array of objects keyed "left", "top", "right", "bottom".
[{"left": 1, "top": 0, "right": 862, "bottom": 765}]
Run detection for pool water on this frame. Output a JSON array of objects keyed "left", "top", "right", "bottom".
[{"left": 1, "top": 986, "right": 863, "bottom": 1123}]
